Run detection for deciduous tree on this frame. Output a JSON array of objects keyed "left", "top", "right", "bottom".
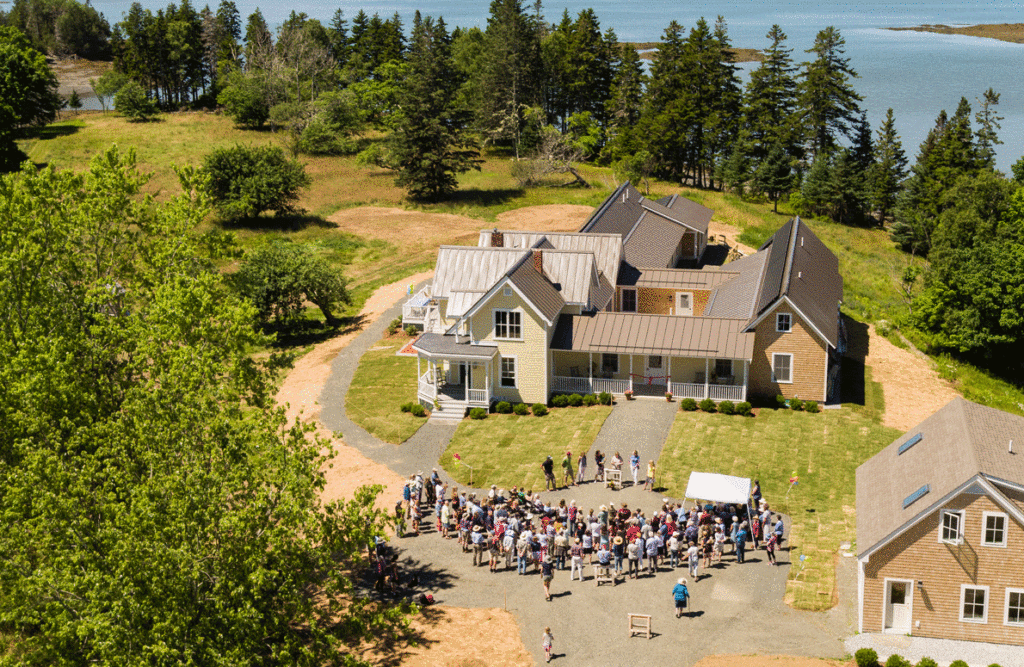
[{"left": 203, "top": 144, "right": 311, "bottom": 219}]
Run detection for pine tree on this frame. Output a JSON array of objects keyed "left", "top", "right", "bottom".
[
  {"left": 243, "top": 8, "right": 271, "bottom": 71},
  {"left": 743, "top": 25, "right": 800, "bottom": 162},
  {"left": 798, "top": 27, "right": 862, "bottom": 158},
  {"left": 869, "top": 108, "right": 908, "bottom": 226},
  {"left": 637, "top": 20, "right": 689, "bottom": 179},
  {"left": 752, "top": 141, "right": 793, "bottom": 212},
  {"left": 389, "top": 15, "right": 481, "bottom": 200},
  {"left": 974, "top": 87, "right": 1003, "bottom": 170},
  {"left": 603, "top": 43, "right": 646, "bottom": 161}
]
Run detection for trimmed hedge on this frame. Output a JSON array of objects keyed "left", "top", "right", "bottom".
[
  {"left": 410, "top": 404, "right": 426, "bottom": 418},
  {"left": 400, "top": 402, "right": 412, "bottom": 413},
  {"left": 568, "top": 393, "right": 584, "bottom": 407},
  {"left": 387, "top": 317, "right": 403, "bottom": 335},
  {"left": 854, "top": 649, "right": 878, "bottom": 667},
  {"left": 885, "top": 656, "right": 911, "bottom": 667},
  {"left": 598, "top": 391, "right": 612, "bottom": 405},
  {"left": 718, "top": 400, "right": 735, "bottom": 415},
  {"left": 915, "top": 659, "right": 938, "bottom": 667},
  {"left": 698, "top": 398, "right": 716, "bottom": 413},
  {"left": 790, "top": 397, "right": 804, "bottom": 411},
  {"left": 495, "top": 401, "right": 512, "bottom": 414},
  {"left": 552, "top": 394, "right": 569, "bottom": 408},
  {"left": 805, "top": 400, "right": 820, "bottom": 413},
  {"left": 531, "top": 403, "right": 548, "bottom": 416},
  {"left": 404, "top": 325, "right": 418, "bottom": 337},
  {"left": 513, "top": 402, "right": 530, "bottom": 416},
  {"left": 776, "top": 394, "right": 788, "bottom": 409},
  {"left": 583, "top": 394, "right": 597, "bottom": 407},
  {"left": 736, "top": 401, "right": 753, "bottom": 416},
  {"left": 469, "top": 407, "right": 487, "bottom": 420}
]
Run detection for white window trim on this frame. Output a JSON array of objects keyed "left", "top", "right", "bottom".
[
  {"left": 772, "top": 353, "right": 793, "bottom": 384},
  {"left": 981, "top": 511, "right": 1008, "bottom": 547},
  {"left": 938, "top": 509, "right": 965, "bottom": 545},
  {"left": 960, "top": 584, "right": 990, "bottom": 624},
  {"left": 621, "top": 288, "right": 637, "bottom": 313},
  {"left": 881, "top": 577, "right": 914, "bottom": 634},
  {"left": 1005, "top": 587, "right": 1024, "bottom": 626},
  {"left": 776, "top": 312, "right": 793, "bottom": 332},
  {"left": 500, "top": 355, "right": 518, "bottom": 389},
  {"left": 493, "top": 308, "right": 523, "bottom": 341}
]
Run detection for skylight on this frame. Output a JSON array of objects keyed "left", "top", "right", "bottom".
[
  {"left": 898, "top": 433, "right": 923, "bottom": 455},
  {"left": 903, "top": 484, "right": 930, "bottom": 509}
]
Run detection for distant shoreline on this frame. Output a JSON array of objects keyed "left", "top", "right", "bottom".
[
  {"left": 626, "top": 43, "right": 763, "bottom": 63},
  {"left": 888, "top": 23, "right": 1024, "bottom": 45}
]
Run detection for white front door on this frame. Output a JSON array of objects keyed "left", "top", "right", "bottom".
[
  {"left": 884, "top": 580, "right": 912, "bottom": 633},
  {"left": 645, "top": 355, "right": 664, "bottom": 384},
  {"left": 675, "top": 292, "right": 693, "bottom": 316}
]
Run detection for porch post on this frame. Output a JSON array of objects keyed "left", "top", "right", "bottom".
[
  {"left": 588, "top": 352, "right": 593, "bottom": 393},
  {"left": 704, "top": 358, "right": 710, "bottom": 400},
  {"left": 742, "top": 360, "right": 749, "bottom": 402},
  {"left": 667, "top": 357, "right": 672, "bottom": 395},
  {"left": 431, "top": 359, "right": 438, "bottom": 401},
  {"left": 629, "top": 355, "right": 633, "bottom": 393}
]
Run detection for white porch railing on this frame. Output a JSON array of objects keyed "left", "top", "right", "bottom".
[
  {"left": 594, "top": 378, "right": 630, "bottom": 394},
  {"left": 467, "top": 388, "right": 489, "bottom": 405},
  {"left": 552, "top": 376, "right": 631, "bottom": 395},
  {"left": 667, "top": 382, "right": 745, "bottom": 402},
  {"left": 403, "top": 285, "right": 437, "bottom": 330},
  {"left": 418, "top": 371, "right": 436, "bottom": 403},
  {"left": 709, "top": 384, "right": 745, "bottom": 402},
  {"left": 671, "top": 382, "right": 706, "bottom": 400}
]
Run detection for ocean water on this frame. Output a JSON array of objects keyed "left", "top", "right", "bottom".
[{"left": 88, "top": 0, "right": 1024, "bottom": 170}]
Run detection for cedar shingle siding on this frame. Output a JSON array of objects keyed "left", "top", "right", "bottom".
[{"left": 747, "top": 303, "right": 827, "bottom": 401}]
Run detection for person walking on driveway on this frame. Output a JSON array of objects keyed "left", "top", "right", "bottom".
[
  {"left": 672, "top": 578, "right": 690, "bottom": 618},
  {"left": 570, "top": 537, "right": 585, "bottom": 581},
  {"left": 644, "top": 460, "right": 656, "bottom": 491},
  {"left": 542, "top": 627, "right": 554, "bottom": 663},
  {"left": 541, "top": 556, "right": 555, "bottom": 601},
  {"left": 735, "top": 522, "right": 749, "bottom": 564},
  {"left": 542, "top": 456, "right": 556, "bottom": 491},
  {"left": 576, "top": 451, "right": 587, "bottom": 483},
  {"left": 630, "top": 450, "right": 641, "bottom": 486},
  {"left": 765, "top": 531, "right": 778, "bottom": 566},
  {"left": 561, "top": 451, "right": 574, "bottom": 488}
]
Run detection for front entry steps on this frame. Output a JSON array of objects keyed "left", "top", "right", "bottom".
[{"left": 427, "top": 402, "right": 467, "bottom": 424}]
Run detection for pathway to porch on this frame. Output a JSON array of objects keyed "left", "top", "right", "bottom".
[{"left": 581, "top": 398, "right": 679, "bottom": 489}]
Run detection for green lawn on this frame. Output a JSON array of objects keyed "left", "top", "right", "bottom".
[
  {"left": 345, "top": 334, "right": 426, "bottom": 444},
  {"left": 440, "top": 406, "right": 612, "bottom": 491},
  {"left": 658, "top": 370, "right": 901, "bottom": 611}
]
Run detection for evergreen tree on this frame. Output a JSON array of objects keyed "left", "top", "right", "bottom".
[
  {"left": 743, "top": 25, "right": 800, "bottom": 162},
  {"left": 327, "top": 9, "right": 349, "bottom": 67},
  {"left": 0, "top": 25, "right": 61, "bottom": 169},
  {"left": 603, "top": 43, "right": 646, "bottom": 161},
  {"left": 869, "top": 108, "right": 908, "bottom": 226},
  {"left": 974, "top": 87, "right": 1003, "bottom": 170},
  {"left": 637, "top": 20, "right": 689, "bottom": 179},
  {"left": 388, "top": 15, "right": 480, "bottom": 200},
  {"left": 798, "top": 27, "right": 862, "bottom": 157},
  {"left": 752, "top": 141, "right": 793, "bottom": 212},
  {"left": 243, "top": 7, "right": 271, "bottom": 71}
]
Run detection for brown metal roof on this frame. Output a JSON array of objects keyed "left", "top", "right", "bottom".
[
  {"left": 655, "top": 194, "right": 713, "bottom": 235},
  {"left": 508, "top": 257, "right": 564, "bottom": 324},
  {"left": 619, "top": 267, "right": 739, "bottom": 290},
  {"left": 550, "top": 312, "right": 755, "bottom": 359},
  {"left": 856, "top": 398, "right": 1024, "bottom": 558}
]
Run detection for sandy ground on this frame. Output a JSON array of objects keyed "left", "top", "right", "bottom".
[
  {"left": 709, "top": 220, "right": 758, "bottom": 256},
  {"left": 50, "top": 57, "right": 111, "bottom": 100},
  {"left": 694, "top": 656, "right": 853, "bottom": 667},
  {"left": 495, "top": 204, "right": 594, "bottom": 230},
  {"left": 862, "top": 325, "right": 960, "bottom": 431}
]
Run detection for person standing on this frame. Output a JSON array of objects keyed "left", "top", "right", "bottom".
[
  {"left": 576, "top": 451, "right": 587, "bottom": 484},
  {"left": 644, "top": 460, "right": 656, "bottom": 491},
  {"left": 646, "top": 531, "right": 661, "bottom": 574},
  {"left": 751, "top": 479, "right": 762, "bottom": 509},
  {"left": 471, "top": 526, "right": 486, "bottom": 566},
  {"left": 541, "top": 556, "right": 555, "bottom": 601},
  {"left": 687, "top": 541, "right": 700, "bottom": 579},
  {"left": 627, "top": 536, "right": 640, "bottom": 579},
  {"left": 541, "top": 627, "right": 554, "bottom": 663},
  {"left": 774, "top": 515, "right": 785, "bottom": 549},
  {"left": 672, "top": 578, "right": 690, "bottom": 618},
  {"left": 765, "top": 531, "right": 778, "bottom": 566},
  {"left": 612, "top": 535, "right": 625, "bottom": 574},
  {"left": 735, "top": 521, "right": 749, "bottom": 564},
  {"left": 594, "top": 450, "right": 605, "bottom": 482},
  {"left": 570, "top": 537, "right": 585, "bottom": 581},
  {"left": 630, "top": 450, "right": 641, "bottom": 486},
  {"left": 561, "top": 451, "right": 574, "bottom": 488},
  {"left": 542, "top": 456, "right": 556, "bottom": 491}
]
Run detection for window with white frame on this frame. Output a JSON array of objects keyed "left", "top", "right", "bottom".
[
  {"left": 1006, "top": 588, "right": 1024, "bottom": 625},
  {"left": 776, "top": 312, "right": 792, "bottom": 332},
  {"left": 940, "top": 509, "right": 965, "bottom": 544},
  {"left": 602, "top": 353, "right": 618, "bottom": 374},
  {"left": 715, "top": 359, "right": 733, "bottom": 378},
  {"left": 500, "top": 357, "right": 517, "bottom": 388},
  {"left": 961, "top": 585, "right": 988, "bottom": 623},
  {"left": 621, "top": 289, "right": 637, "bottom": 312},
  {"left": 772, "top": 353, "right": 792, "bottom": 383},
  {"left": 982, "top": 512, "right": 1007, "bottom": 547},
  {"left": 494, "top": 309, "right": 522, "bottom": 339}
]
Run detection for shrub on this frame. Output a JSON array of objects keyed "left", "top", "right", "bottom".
[
  {"left": 598, "top": 391, "right": 612, "bottom": 405},
  {"left": 736, "top": 401, "right": 753, "bottom": 416},
  {"left": 203, "top": 144, "right": 311, "bottom": 220},
  {"left": 583, "top": 394, "right": 597, "bottom": 406},
  {"left": 949, "top": 662, "right": 969, "bottom": 667},
  {"left": 114, "top": 80, "right": 158, "bottom": 122},
  {"left": 854, "top": 648, "right": 879, "bottom": 667},
  {"left": 790, "top": 398, "right": 804, "bottom": 411},
  {"left": 552, "top": 394, "right": 569, "bottom": 408},
  {"left": 410, "top": 404, "right": 426, "bottom": 417},
  {"left": 404, "top": 325, "right": 418, "bottom": 337},
  {"left": 698, "top": 398, "right": 716, "bottom": 413},
  {"left": 805, "top": 400, "right": 820, "bottom": 413},
  {"left": 776, "top": 394, "right": 788, "bottom": 408},
  {"left": 531, "top": 403, "right": 548, "bottom": 416},
  {"left": 513, "top": 403, "right": 529, "bottom": 416},
  {"left": 495, "top": 401, "right": 512, "bottom": 414},
  {"left": 718, "top": 400, "right": 735, "bottom": 415},
  {"left": 885, "top": 655, "right": 911, "bottom": 667},
  {"left": 680, "top": 398, "right": 698, "bottom": 411},
  {"left": 915, "top": 659, "right": 938, "bottom": 667},
  {"left": 387, "top": 317, "right": 403, "bottom": 335},
  {"left": 400, "top": 402, "right": 412, "bottom": 413},
  {"left": 568, "top": 393, "right": 584, "bottom": 407},
  {"left": 469, "top": 407, "right": 487, "bottom": 420}
]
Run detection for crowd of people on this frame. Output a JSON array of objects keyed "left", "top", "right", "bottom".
[{"left": 383, "top": 467, "right": 787, "bottom": 602}]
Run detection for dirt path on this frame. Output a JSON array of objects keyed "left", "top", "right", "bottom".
[
  {"left": 709, "top": 220, "right": 758, "bottom": 256},
  {"left": 863, "top": 325, "right": 960, "bottom": 431}
]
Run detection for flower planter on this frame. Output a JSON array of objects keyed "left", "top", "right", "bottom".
[
  {"left": 665, "top": 393, "right": 673, "bottom": 402},
  {"left": 624, "top": 391, "right": 634, "bottom": 401}
]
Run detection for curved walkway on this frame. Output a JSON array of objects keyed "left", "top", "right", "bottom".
[{"left": 316, "top": 282, "right": 848, "bottom": 666}]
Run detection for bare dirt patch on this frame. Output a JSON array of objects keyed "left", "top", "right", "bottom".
[
  {"left": 709, "top": 220, "right": 758, "bottom": 256},
  {"left": 495, "top": 204, "right": 594, "bottom": 230},
  {"left": 695, "top": 656, "right": 853, "bottom": 667},
  {"left": 863, "top": 324, "right": 960, "bottom": 431}
]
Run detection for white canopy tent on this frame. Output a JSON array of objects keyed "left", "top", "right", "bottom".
[{"left": 683, "top": 471, "right": 751, "bottom": 505}]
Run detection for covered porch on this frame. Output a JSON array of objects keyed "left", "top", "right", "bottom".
[{"left": 412, "top": 333, "right": 498, "bottom": 415}]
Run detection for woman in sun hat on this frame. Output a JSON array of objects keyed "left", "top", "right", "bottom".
[{"left": 612, "top": 535, "right": 625, "bottom": 574}]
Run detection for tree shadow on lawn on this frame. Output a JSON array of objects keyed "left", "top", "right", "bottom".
[
  {"left": 267, "top": 313, "right": 366, "bottom": 350},
  {"left": 20, "top": 123, "right": 81, "bottom": 141},
  {"left": 441, "top": 187, "right": 524, "bottom": 208}
]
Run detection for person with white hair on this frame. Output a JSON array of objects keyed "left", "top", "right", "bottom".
[{"left": 672, "top": 578, "right": 690, "bottom": 618}]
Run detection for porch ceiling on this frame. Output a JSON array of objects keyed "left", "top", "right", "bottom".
[
  {"left": 411, "top": 333, "right": 498, "bottom": 360},
  {"left": 550, "top": 312, "right": 754, "bottom": 360}
]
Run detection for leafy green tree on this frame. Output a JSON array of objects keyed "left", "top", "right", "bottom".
[
  {"left": 203, "top": 144, "right": 311, "bottom": 219},
  {"left": 234, "top": 241, "right": 350, "bottom": 324},
  {"left": 0, "top": 146, "right": 407, "bottom": 666},
  {"left": 6, "top": 0, "right": 111, "bottom": 58},
  {"left": 615, "top": 149, "right": 655, "bottom": 195},
  {"left": 974, "top": 87, "right": 1003, "bottom": 170},
  {"left": 114, "top": 79, "right": 158, "bottom": 121},
  {"left": 1012, "top": 156, "right": 1024, "bottom": 185},
  {"left": 798, "top": 27, "right": 862, "bottom": 158},
  {"left": 744, "top": 25, "right": 801, "bottom": 162},
  {"left": 387, "top": 14, "right": 480, "bottom": 201},
  {"left": 89, "top": 69, "right": 128, "bottom": 112},
  {"left": 869, "top": 108, "right": 908, "bottom": 226},
  {"left": 0, "top": 26, "right": 60, "bottom": 170},
  {"left": 217, "top": 67, "right": 271, "bottom": 128}
]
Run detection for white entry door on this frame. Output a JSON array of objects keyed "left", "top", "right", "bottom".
[
  {"left": 645, "top": 355, "right": 664, "bottom": 383},
  {"left": 884, "top": 580, "right": 912, "bottom": 633}
]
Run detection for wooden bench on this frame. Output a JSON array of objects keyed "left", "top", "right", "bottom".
[
  {"left": 627, "top": 613, "right": 652, "bottom": 639},
  {"left": 594, "top": 565, "right": 615, "bottom": 586},
  {"left": 604, "top": 468, "right": 622, "bottom": 490}
]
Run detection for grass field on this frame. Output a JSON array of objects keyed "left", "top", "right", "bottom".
[
  {"left": 658, "top": 371, "right": 902, "bottom": 611},
  {"left": 344, "top": 333, "right": 426, "bottom": 444},
  {"left": 440, "top": 406, "right": 612, "bottom": 491}
]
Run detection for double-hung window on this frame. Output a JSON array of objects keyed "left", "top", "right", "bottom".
[
  {"left": 500, "top": 357, "right": 517, "bottom": 388},
  {"left": 776, "top": 312, "right": 792, "bottom": 332},
  {"left": 772, "top": 353, "right": 792, "bottom": 383},
  {"left": 1006, "top": 589, "right": 1024, "bottom": 625},
  {"left": 982, "top": 512, "right": 1007, "bottom": 547},
  {"left": 961, "top": 585, "right": 988, "bottom": 623},
  {"left": 621, "top": 289, "right": 637, "bottom": 313},
  {"left": 494, "top": 310, "right": 522, "bottom": 339},
  {"left": 602, "top": 353, "right": 619, "bottom": 374},
  {"left": 940, "top": 509, "right": 964, "bottom": 545}
]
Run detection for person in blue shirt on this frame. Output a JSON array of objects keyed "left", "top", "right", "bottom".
[
  {"left": 735, "top": 522, "right": 749, "bottom": 564},
  {"left": 630, "top": 450, "right": 641, "bottom": 486},
  {"left": 672, "top": 578, "right": 690, "bottom": 618}
]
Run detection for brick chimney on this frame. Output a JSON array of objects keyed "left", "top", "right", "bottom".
[
  {"left": 491, "top": 229, "right": 504, "bottom": 248},
  {"left": 532, "top": 249, "right": 543, "bottom": 273}
]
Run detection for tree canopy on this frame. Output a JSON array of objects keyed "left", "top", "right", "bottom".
[
  {"left": 0, "top": 25, "right": 60, "bottom": 170},
  {"left": 203, "top": 143, "right": 311, "bottom": 220},
  {"left": 0, "top": 146, "right": 408, "bottom": 666}
]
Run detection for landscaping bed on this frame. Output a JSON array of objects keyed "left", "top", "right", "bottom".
[{"left": 345, "top": 334, "right": 426, "bottom": 444}]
